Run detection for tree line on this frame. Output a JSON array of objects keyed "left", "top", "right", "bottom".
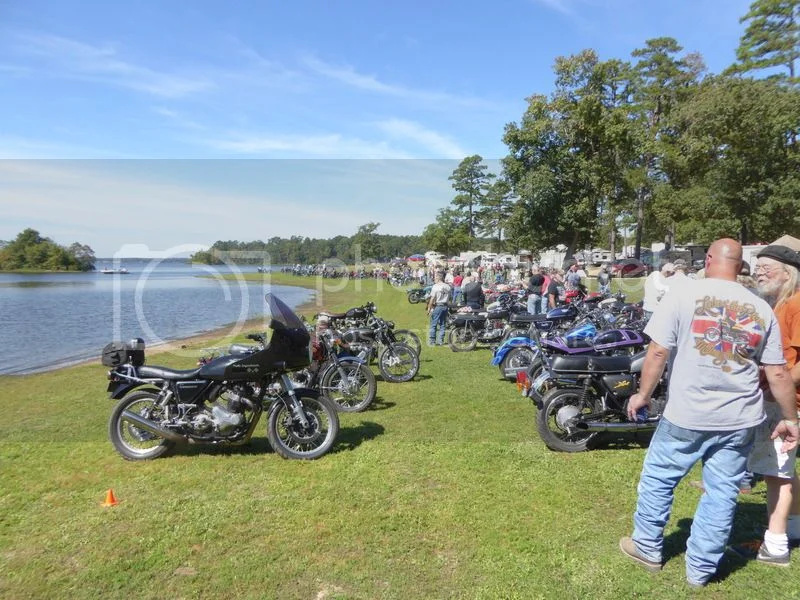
[
  {"left": 424, "top": 0, "right": 799, "bottom": 261},
  {"left": 192, "top": 223, "right": 423, "bottom": 265},
  {"left": 0, "top": 228, "right": 96, "bottom": 271}
]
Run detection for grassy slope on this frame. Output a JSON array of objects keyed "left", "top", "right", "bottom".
[{"left": 0, "top": 275, "right": 783, "bottom": 599}]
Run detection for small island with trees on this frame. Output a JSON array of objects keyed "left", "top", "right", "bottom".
[{"left": 0, "top": 228, "right": 96, "bottom": 272}]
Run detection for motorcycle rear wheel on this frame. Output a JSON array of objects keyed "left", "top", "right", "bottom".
[
  {"left": 109, "top": 390, "right": 175, "bottom": 461},
  {"left": 378, "top": 343, "right": 419, "bottom": 382},
  {"left": 448, "top": 327, "right": 478, "bottom": 352},
  {"left": 536, "top": 387, "right": 596, "bottom": 452},
  {"left": 319, "top": 362, "right": 377, "bottom": 412},
  {"left": 268, "top": 390, "right": 339, "bottom": 460},
  {"left": 393, "top": 329, "right": 422, "bottom": 356},
  {"left": 500, "top": 346, "right": 536, "bottom": 381}
]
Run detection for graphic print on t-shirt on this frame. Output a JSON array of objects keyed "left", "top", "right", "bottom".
[{"left": 692, "top": 296, "right": 767, "bottom": 372}]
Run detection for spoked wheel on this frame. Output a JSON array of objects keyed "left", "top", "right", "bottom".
[
  {"left": 109, "top": 390, "right": 174, "bottom": 461},
  {"left": 527, "top": 357, "right": 555, "bottom": 403},
  {"left": 267, "top": 389, "right": 339, "bottom": 460},
  {"left": 499, "top": 346, "right": 536, "bottom": 381},
  {"left": 378, "top": 343, "right": 419, "bottom": 383},
  {"left": 319, "top": 362, "right": 377, "bottom": 412},
  {"left": 448, "top": 327, "right": 478, "bottom": 352},
  {"left": 536, "top": 387, "right": 597, "bottom": 452},
  {"left": 393, "top": 329, "right": 422, "bottom": 356}
]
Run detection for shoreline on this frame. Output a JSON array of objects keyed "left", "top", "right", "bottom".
[{"left": 4, "top": 284, "right": 321, "bottom": 377}]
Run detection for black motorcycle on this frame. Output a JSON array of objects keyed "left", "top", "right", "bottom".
[
  {"left": 447, "top": 293, "right": 526, "bottom": 352},
  {"left": 103, "top": 294, "right": 339, "bottom": 461},
  {"left": 535, "top": 351, "right": 667, "bottom": 452},
  {"left": 341, "top": 317, "right": 420, "bottom": 383},
  {"left": 320, "top": 302, "right": 422, "bottom": 356}
]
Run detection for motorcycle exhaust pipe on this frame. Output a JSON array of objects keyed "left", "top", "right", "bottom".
[
  {"left": 575, "top": 420, "right": 657, "bottom": 432},
  {"left": 121, "top": 410, "right": 186, "bottom": 442}
]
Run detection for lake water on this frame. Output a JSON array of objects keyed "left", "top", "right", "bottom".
[{"left": 0, "top": 260, "right": 314, "bottom": 375}]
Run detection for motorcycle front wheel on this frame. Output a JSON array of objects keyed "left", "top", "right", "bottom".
[
  {"left": 448, "top": 327, "right": 478, "bottom": 352},
  {"left": 378, "top": 343, "right": 419, "bottom": 383},
  {"left": 108, "top": 390, "right": 175, "bottom": 461},
  {"left": 407, "top": 290, "right": 422, "bottom": 304},
  {"left": 500, "top": 346, "right": 536, "bottom": 381},
  {"left": 319, "top": 362, "right": 377, "bottom": 412},
  {"left": 268, "top": 389, "right": 339, "bottom": 460},
  {"left": 536, "top": 387, "right": 596, "bottom": 452}
]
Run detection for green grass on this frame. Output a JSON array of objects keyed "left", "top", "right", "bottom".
[{"left": 0, "top": 276, "right": 786, "bottom": 599}]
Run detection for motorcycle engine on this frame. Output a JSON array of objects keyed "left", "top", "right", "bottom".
[{"left": 191, "top": 383, "right": 255, "bottom": 435}]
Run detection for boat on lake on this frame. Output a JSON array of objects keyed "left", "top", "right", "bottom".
[{"left": 99, "top": 267, "right": 129, "bottom": 274}]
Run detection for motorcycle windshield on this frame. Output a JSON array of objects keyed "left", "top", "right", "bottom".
[{"left": 265, "top": 293, "right": 305, "bottom": 331}]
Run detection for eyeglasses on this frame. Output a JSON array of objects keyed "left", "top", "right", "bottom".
[{"left": 754, "top": 264, "right": 784, "bottom": 276}]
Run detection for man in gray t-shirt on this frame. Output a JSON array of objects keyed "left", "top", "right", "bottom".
[{"left": 619, "top": 238, "right": 799, "bottom": 588}]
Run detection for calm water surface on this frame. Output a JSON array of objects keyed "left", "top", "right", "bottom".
[{"left": 0, "top": 260, "right": 313, "bottom": 375}]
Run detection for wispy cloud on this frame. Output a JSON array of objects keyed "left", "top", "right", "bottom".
[
  {"left": 375, "top": 119, "right": 467, "bottom": 159},
  {"left": 531, "top": 0, "right": 576, "bottom": 15},
  {"left": 303, "top": 56, "right": 497, "bottom": 110},
  {"left": 10, "top": 33, "right": 214, "bottom": 98},
  {"left": 202, "top": 132, "right": 412, "bottom": 159}
]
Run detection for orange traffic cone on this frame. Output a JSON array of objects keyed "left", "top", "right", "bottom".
[{"left": 101, "top": 489, "right": 119, "bottom": 507}]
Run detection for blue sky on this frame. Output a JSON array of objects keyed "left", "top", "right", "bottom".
[{"left": 0, "top": 0, "right": 753, "bottom": 256}]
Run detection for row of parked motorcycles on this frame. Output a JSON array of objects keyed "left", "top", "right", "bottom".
[
  {"left": 430, "top": 286, "right": 668, "bottom": 453},
  {"left": 101, "top": 295, "right": 421, "bottom": 461}
]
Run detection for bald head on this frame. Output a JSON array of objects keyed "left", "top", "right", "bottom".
[{"left": 705, "top": 238, "right": 743, "bottom": 281}]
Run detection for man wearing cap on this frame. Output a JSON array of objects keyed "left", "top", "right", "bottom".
[
  {"left": 619, "top": 238, "right": 799, "bottom": 587},
  {"left": 743, "top": 244, "right": 800, "bottom": 565},
  {"left": 426, "top": 272, "right": 451, "bottom": 346},
  {"left": 642, "top": 263, "right": 675, "bottom": 320}
]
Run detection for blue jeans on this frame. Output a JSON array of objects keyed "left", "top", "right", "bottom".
[
  {"left": 428, "top": 305, "right": 449, "bottom": 345},
  {"left": 632, "top": 418, "right": 755, "bottom": 585},
  {"left": 527, "top": 294, "right": 542, "bottom": 315}
]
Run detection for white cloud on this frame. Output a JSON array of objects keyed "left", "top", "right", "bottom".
[
  {"left": 375, "top": 119, "right": 467, "bottom": 159},
  {"left": 0, "top": 160, "right": 445, "bottom": 255},
  {"left": 532, "top": 0, "right": 575, "bottom": 15},
  {"left": 303, "top": 56, "right": 497, "bottom": 110},
  {"left": 10, "top": 33, "right": 214, "bottom": 98},
  {"left": 202, "top": 132, "right": 413, "bottom": 159}
]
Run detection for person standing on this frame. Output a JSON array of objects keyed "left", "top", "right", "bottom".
[
  {"left": 597, "top": 264, "right": 612, "bottom": 295},
  {"left": 540, "top": 269, "right": 552, "bottom": 313},
  {"left": 565, "top": 263, "right": 582, "bottom": 290},
  {"left": 526, "top": 267, "right": 545, "bottom": 315},
  {"left": 462, "top": 272, "right": 485, "bottom": 311},
  {"left": 546, "top": 270, "right": 566, "bottom": 309},
  {"left": 642, "top": 263, "right": 675, "bottom": 320},
  {"left": 619, "top": 238, "right": 799, "bottom": 587},
  {"left": 452, "top": 270, "right": 464, "bottom": 304},
  {"left": 745, "top": 244, "right": 800, "bottom": 564},
  {"left": 426, "top": 272, "right": 451, "bottom": 346}
]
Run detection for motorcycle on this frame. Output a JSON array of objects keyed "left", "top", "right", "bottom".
[
  {"left": 320, "top": 302, "right": 422, "bottom": 357},
  {"left": 406, "top": 286, "right": 431, "bottom": 304},
  {"left": 102, "top": 294, "right": 339, "bottom": 461},
  {"left": 249, "top": 327, "right": 377, "bottom": 413},
  {"left": 341, "top": 317, "right": 420, "bottom": 383},
  {"left": 447, "top": 293, "right": 527, "bottom": 352},
  {"left": 534, "top": 351, "right": 668, "bottom": 452}
]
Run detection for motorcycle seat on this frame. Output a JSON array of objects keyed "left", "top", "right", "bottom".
[
  {"left": 510, "top": 313, "right": 547, "bottom": 323},
  {"left": 549, "top": 354, "right": 631, "bottom": 374},
  {"left": 137, "top": 365, "right": 203, "bottom": 380}
]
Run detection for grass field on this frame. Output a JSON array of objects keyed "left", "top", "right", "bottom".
[{"left": 0, "top": 275, "right": 791, "bottom": 599}]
